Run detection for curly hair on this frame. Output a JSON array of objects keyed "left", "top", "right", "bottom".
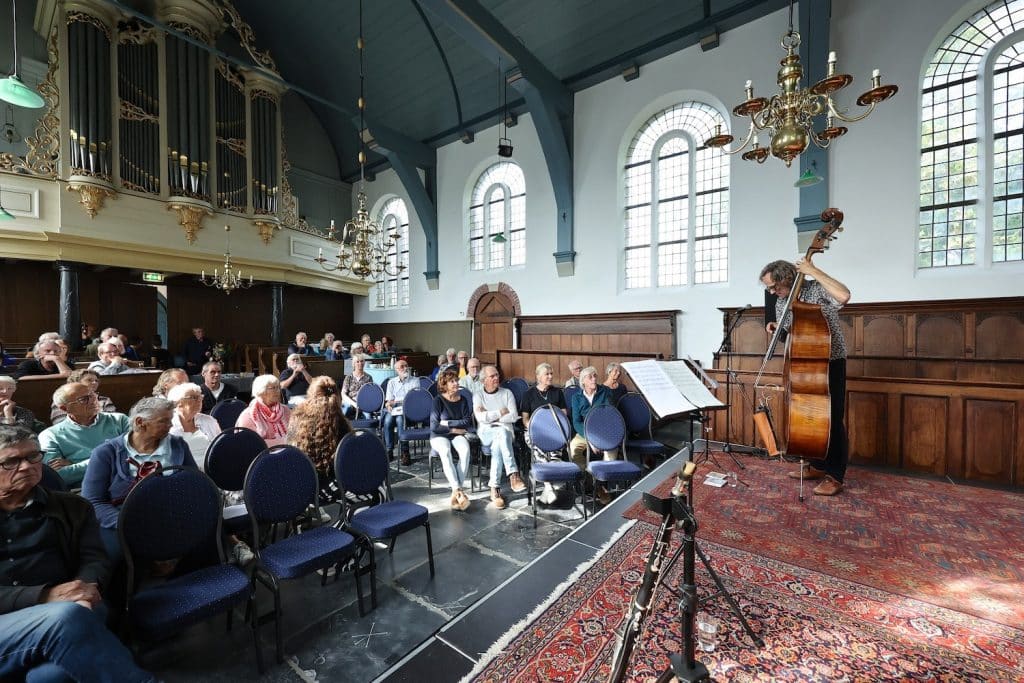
[
  {"left": 435, "top": 368, "right": 460, "bottom": 393},
  {"left": 287, "top": 376, "right": 352, "bottom": 477}
]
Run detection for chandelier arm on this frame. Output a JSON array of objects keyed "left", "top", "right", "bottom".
[
  {"left": 826, "top": 98, "right": 878, "bottom": 124},
  {"left": 713, "top": 122, "right": 758, "bottom": 155},
  {"left": 809, "top": 129, "right": 834, "bottom": 150}
]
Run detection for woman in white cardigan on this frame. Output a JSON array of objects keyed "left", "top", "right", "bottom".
[{"left": 168, "top": 382, "right": 222, "bottom": 471}]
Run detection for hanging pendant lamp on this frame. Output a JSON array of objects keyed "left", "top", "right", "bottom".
[{"left": 0, "top": 0, "right": 45, "bottom": 109}]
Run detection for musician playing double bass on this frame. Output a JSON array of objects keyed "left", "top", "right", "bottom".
[{"left": 759, "top": 255, "right": 850, "bottom": 496}]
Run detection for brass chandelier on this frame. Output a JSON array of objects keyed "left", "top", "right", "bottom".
[
  {"left": 200, "top": 225, "right": 253, "bottom": 294},
  {"left": 316, "top": 0, "right": 404, "bottom": 281},
  {"left": 705, "top": 0, "right": 898, "bottom": 167}
]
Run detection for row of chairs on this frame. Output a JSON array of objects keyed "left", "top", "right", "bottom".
[{"left": 114, "top": 426, "right": 433, "bottom": 673}]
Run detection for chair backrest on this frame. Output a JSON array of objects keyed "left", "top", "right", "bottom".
[
  {"left": 118, "top": 467, "right": 222, "bottom": 563},
  {"left": 205, "top": 427, "right": 267, "bottom": 492},
  {"left": 210, "top": 398, "right": 247, "bottom": 430},
  {"left": 243, "top": 445, "right": 318, "bottom": 524},
  {"left": 426, "top": 380, "right": 438, "bottom": 397},
  {"left": 355, "top": 382, "right": 385, "bottom": 414},
  {"left": 617, "top": 392, "right": 653, "bottom": 434},
  {"left": 458, "top": 387, "right": 474, "bottom": 405},
  {"left": 563, "top": 385, "right": 580, "bottom": 408},
  {"left": 528, "top": 406, "right": 572, "bottom": 453},
  {"left": 585, "top": 404, "right": 626, "bottom": 451},
  {"left": 334, "top": 430, "right": 388, "bottom": 497},
  {"left": 418, "top": 376, "right": 433, "bottom": 391},
  {"left": 39, "top": 464, "right": 68, "bottom": 492},
  {"left": 502, "top": 378, "right": 528, "bottom": 410},
  {"left": 402, "top": 388, "right": 433, "bottom": 424},
  {"left": 380, "top": 376, "right": 390, "bottom": 396}
]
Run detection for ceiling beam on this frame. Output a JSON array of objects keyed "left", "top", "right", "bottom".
[{"left": 419, "top": 0, "right": 576, "bottom": 275}]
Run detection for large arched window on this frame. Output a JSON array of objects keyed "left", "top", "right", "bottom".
[
  {"left": 623, "top": 101, "right": 729, "bottom": 289},
  {"left": 919, "top": 0, "right": 1024, "bottom": 268},
  {"left": 373, "top": 197, "right": 410, "bottom": 309},
  {"left": 468, "top": 161, "right": 526, "bottom": 271}
]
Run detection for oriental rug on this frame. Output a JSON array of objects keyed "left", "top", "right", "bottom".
[
  {"left": 464, "top": 521, "right": 1024, "bottom": 682},
  {"left": 626, "top": 454, "right": 1024, "bottom": 629}
]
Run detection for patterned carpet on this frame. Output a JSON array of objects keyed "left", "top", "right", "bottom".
[
  {"left": 466, "top": 523, "right": 1024, "bottom": 682},
  {"left": 626, "top": 455, "right": 1024, "bottom": 629}
]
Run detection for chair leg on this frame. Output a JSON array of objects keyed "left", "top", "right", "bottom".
[
  {"left": 532, "top": 478, "right": 538, "bottom": 529},
  {"left": 249, "top": 590, "right": 265, "bottom": 674},
  {"left": 353, "top": 552, "right": 366, "bottom": 617},
  {"left": 273, "top": 579, "right": 284, "bottom": 664},
  {"left": 424, "top": 522, "right": 435, "bottom": 577},
  {"left": 388, "top": 537, "right": 397, "bottom": 555}
]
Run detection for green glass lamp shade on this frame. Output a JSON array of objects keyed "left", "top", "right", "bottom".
[
  {"left": 0, "top": 206, "right": 14, "bottom": 221},
  {"left": 491, "top": 233, "right": 507, "bottom": 243},
  {"left": 794, "top": 168, "right": 823, "bottom": 187},
  {"left": 0, "top": 74, "right": 45, "bottom": 109}
]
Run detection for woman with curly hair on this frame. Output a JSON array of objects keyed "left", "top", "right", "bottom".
[{"left": 287, "top": 376, "right": 352, "bottom": 498}]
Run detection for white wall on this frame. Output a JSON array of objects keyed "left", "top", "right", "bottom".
[{"left": 354, "top": 0, "right": 1023, "bottom": 365}]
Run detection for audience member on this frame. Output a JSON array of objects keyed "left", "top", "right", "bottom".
[
  {"left": 15, "top": 340, "right": 72, "bottom": 379},
  {"left": 0, "top": 340, "right": 14, "bottom": 366},
  {"left": 98, "top": 327, "right": 118, "bottom": 343},
  {"left": 430, "top": 369, "right": 474, "bottom": 511},
  {"left": 280, "top": 353, "right": 312, "bottom": 404},
  {"left": 183, "top": 327, "right": 214, "bottom": 374},
  {"left": 348, "top": 342, "right": 365, "bottom": 358},
  {"left": 603, "top": 362, "right": 627, "bottom": 404},
  {"left": 459, "top": 357, "right": 483, "bottom": 394},
  {"left": 445, "top": 347, "right": 457, "bottom": 368},
  {"left": 456, "top": 350, "right": 469, "bottom": 378},
  {"left": 325, "top": 340, "right": 346, "bottom": 361},
  {"left": 0, "top": 426, "right": 155, "bottom": 682},
  {"left": 564, "top": 360, "right": 583, "bottom": 388},
  {"left": 429, "top": 353, "right": 448, "bottom": 382},
  {"left": 287, "top": 376, "right": 352, "bottom": 502},
  {"left": 199, "top": 361, "right": 237, "bottom": 413},
  {"left": 520, "top": 362, "right": 568, "bottom": 504},
  {"left": 473, "top": 365, "right": 525, "bottom": 509},
  {"left": 152, "top": 368, "right": 188, "bottom": 398},
  {"left": 318, "top": 332, "right": 335, "bottom": 352},
  {"left": 149, "top": 335, "right": 170, "bottom": 369},
  {"left": 78, "top": 323, "right": 97, "bottom": 351},
  {"left": 236, "top": 375, "right": 291, "bottom": 447},
  {"left": 118, "top": 334, "right": 140, "bottom": 362},
  {"left": 288, "top": 331, "right": 311, "bottom": 356},
  {"left": 0, "top": 377, "right": 36, "bottom": 430},
  {"left": 360, "top": 334, "right": 373, "bottom": 351},
  {"left": 383, "top": 359, "right": 416, "bottom": 465},
  {"left": 167, "top": 383, "right": 221, "bottom": 471},
  {"left": 82, "top": 397, "right": 195, "bottom": 559},
  {"left": 379, "top": 336, "right": 394, "bottom": 353},
  {"left": 87, "top": 342, "right": 131, "bottom": 376},
  {"left": 39, "top": 383, "right": 130, "bottom": 488},
  {"left": 340, "top": 356, "right": 373, "bottom": 418},
  {"left": 51, "top": 370, "right": 118, "bottom": 424},
  {"left": 570, "top": 366, "right": 615, "bottom": 504}
]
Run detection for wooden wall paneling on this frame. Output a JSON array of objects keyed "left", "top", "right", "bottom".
[
  {"left": 0, "top": 262, "right": 59, "bottom": 342},
  {"left": 100, "top": 282, "right": 159, "bottom": 342},
  {"left": 847, "top": 391, "right": 889, "bottom": 467},
  {"left": 900, "top": 394, "right": 948, "bottom": 475},
  {"left": 964, "top": 311, "right": 976, "bottom": 358},
  {"left": 862, "top": 315, "right": 904, "bottom": 356},
  {"left": 963, "top": 398, "right": 1016, "bottom": 483},
  {"left": 282, "top": 287, "right": 354, "bottom": 344},
  {"left": 975, "top": 312, "right": 1024, "bottom": 359},
  {"left": 915, "top": 313, "right": 964, "bottom": 358}
]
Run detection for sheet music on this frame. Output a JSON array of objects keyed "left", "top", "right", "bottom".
[
  {"left": 661, "top": 361, "right": 724, "bottom": 408},
  {"left": 620, "top": 360, "right": 698, "bottom": 417}
]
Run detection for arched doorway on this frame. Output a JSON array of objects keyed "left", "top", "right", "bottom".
[{"left": 470, "top": 288, "right": 518, "bottom": 367}]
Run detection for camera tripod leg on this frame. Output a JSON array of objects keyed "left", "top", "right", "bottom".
[{"left": 695, "top": 542, "right": 764, "bottom": 648}]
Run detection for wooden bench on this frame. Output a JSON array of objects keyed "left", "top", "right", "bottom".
[
  {"left": 495, "top": 349, "right": 662, "bottom": 388},
  {"left": 12, "top": 371, "right": 163, "bottom": 421}
]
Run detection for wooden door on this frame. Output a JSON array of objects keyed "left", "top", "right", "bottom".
[{"left": 473, "top": 291, "right": 515, "bottom": 367}]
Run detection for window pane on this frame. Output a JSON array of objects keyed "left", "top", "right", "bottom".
[
  {"left": 372, "top": 197, "right": 411, "bottom": 309},
  {"left": 468, "top": 161, "right": 526, "bottom": 271}
]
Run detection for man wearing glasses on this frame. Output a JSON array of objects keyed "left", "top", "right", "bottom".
[
  {"left": 383, "top": 360, "right": 416, "bottom": 463},
  {"left": 0, "top": 426, "right": 154, "bottom": 681},
  {"left": 38, "top": 383, "right": 130, "bottom": 487}
]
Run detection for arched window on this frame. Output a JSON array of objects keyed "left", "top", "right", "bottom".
[
  {"left": 373, "top": 197, "right": 410, "bottom": 309},
  {"left": 623, "top": 101, "right": 729, "bottom": 289},
  {"left": 919, "top": 0, "right": 1024, "bottom": 268},
  {"left": 468, "top": 161, "right": 526, "bottom": 270}
]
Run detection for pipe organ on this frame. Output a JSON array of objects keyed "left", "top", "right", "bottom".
[
  {"left": 215, "top": 62, "right": 246, "bottom": 211},
  {"left": 250, "top": 89, "right": 278, "bottom": 216},
  {"left": 66, "top": 12, "right": 113, "bottom": 180},
  {"left": 116, "top": 22, "right": 159, "bottom": 194}
]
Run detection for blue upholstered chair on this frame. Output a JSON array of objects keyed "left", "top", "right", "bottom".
[
  {"left": 418, "top": 376, "right": 433, "bottom": 391},
  {"left": 118, "top": 467, "right": 259, "bottom": 668},
  {"left": 205, "top": 427, "right": 267, "bottom": 533},
  {"left": 397, "top": 388, "right": 433, "bottom": 473},
  {"left": 562, "top": 386, "right": 581, "bottom": 436},
  {"left": 244, "top": 446, "right": 371, "bottom": 667},
  {"left": 210, "top": 398, "right": 247, "bottom": 430},
  {"left": 617, "top": 392, "right": 668, "bottom": 464},
  {"left": 350, "top": 383, "right": 385, "bottom": 432},
  {"left": 585, "top": 404, "right": 643, "bottom": 513},
  {"left": 334, "top": 430, "right": 435, "bottom": 578},
  {"left": 526, "top": 406, "right": 585, "bottom": 528},
  {"left": 502, "top": 377, "right": 529, "bottom": 409}
]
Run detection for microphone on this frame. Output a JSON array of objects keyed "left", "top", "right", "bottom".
[{"left": 671, "top": 461, "right": 697, "bottom": 497}]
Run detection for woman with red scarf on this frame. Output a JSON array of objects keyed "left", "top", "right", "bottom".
[{"left": 236, "top": 374, "right": 291, "bottom": 446}]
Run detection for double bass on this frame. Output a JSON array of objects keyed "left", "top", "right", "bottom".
[{"left": 752, "top": 208, "right": 845, "bottom": 460}]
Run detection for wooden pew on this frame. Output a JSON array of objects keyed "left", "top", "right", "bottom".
[
  {"left": 495, "top": 349, "right": 663, "bottom": 388},
  {"left": 12, "top": 371, "right": 163, "bottom": 422}
]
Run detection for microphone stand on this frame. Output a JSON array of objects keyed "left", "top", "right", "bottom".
[{"left": 702, "top": 306, "right": 759, "bottom": 470}]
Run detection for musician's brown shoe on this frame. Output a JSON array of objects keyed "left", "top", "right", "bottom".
[
  {"left": 813, "top": 475, "right": 844, "bottom": 496},
  {"left": 788, "top": 464, "right": 826, "bottom": 480}
]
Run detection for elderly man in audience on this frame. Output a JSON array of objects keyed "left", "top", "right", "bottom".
[
  {"left": 236, "top": 375, "right": 291, "bottom": 446},
  {"left": 15, "top": 340, "right": 72, "bottom": 379},
  {"left": 570, "top": 366, "right": 615, "bottom": 505},
  {"left": 83, "top": 397, "right": 196, "bottom": 559},
  {"left": 39, "top": 383, "right": 130, "bottom": 488},
  {"left": 183, "top": 327, "right": 214, "bottom": 375},
  {"left": 0, "top": 426, "right": 156, "bottom": 682},
  {"left": 280, "top": 353, "right": 313, "bottom": 405},
  {"left": 199, "top": 361, "right": 236, "bottom": 413},
  {"left": 87, "top": 342, "right": 132, "bottom": 376},
  {"left": 459, "top": 357, "right": 483, "bottom": 394},
  {"left": 324, "top": 340, "right": 347, "bottom": 361},
  {"left": 341, "top": 355, "right": 373, "bottom": 418},
  {"left": 318, "top": 332, "right": 336, "bottom": 354},
  {"left": 0, "top": 376, "right": 36, "bottom": 430},
  {"left": 348, "top": 341, "right": 364, "bottom": 358},
  {"left": 288, "top": 331, "right": 311, "bottom": 356},
  {"left": 78, "top": 322, "right": 97, "bottom": 351},
  {"left": 383, "top": 359, "right": 417, "bottom": 465},
  {"left": 429, "top": 353, "right": 448, "bottom": 382},
  {"left": 456, "top": 350, "right": 470, "bottom": 378},
  {"left": 564, "top": 359, "right": 584, "bottom": 388},
  {"left": 474, "top": 365, "right": 525, "bottom": 509},
  {"left": 360, "top": 333, "right": 373, "bottom": 351},
  {"left": 51, "top": 370, "right": 118, "bottom": 424},
  {"left": 152, "top": 367, "right": 188, "bottom": 398}
]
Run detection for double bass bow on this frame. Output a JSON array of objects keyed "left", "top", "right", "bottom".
[{"left": 752, "top": 208, "right": 845, "bottom": 461}]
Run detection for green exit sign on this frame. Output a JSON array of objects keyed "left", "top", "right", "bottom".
[{"left": 142, "top": 272, "right": 164, "bottom": 283}]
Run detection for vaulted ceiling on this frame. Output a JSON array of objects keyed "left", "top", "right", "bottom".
[{"left": 227, "top": 0, "right": 788, "bottom": 181}]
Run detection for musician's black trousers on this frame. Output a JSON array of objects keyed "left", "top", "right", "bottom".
[{"left": 809, "top": 358, "right": 849, "bottom": 482}]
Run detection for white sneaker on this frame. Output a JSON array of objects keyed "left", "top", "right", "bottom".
[
  {"left": 231, "top": 541, "right": 255, "bottom": 565},
  {"left": 538, "top": 484, "right": 558, "bottom": 505}
]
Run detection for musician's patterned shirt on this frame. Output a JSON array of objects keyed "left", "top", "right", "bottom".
[{"left": 776, "top": 279, "right": 847, "bottom": 360}]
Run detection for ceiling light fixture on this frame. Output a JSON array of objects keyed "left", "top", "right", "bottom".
[
  {"left": 704, "top": 0, "right": 897, "bottom": 167},
  {"left": 794, "top": 160, "right": 824, "bottom": 187},
  {"left": 316, "top": 0, "right": 404, "bottom": 281},
  {"left": 0, "top": 0, "right": 45, "bottom": 109},
  {"left": 497, "top": 56, "right": 513, "bottom": 158},
  {"left": 200, "top": 226, "right": 253, "bottom": 294}
]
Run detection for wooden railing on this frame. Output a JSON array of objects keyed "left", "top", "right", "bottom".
[
  {"left": 13, "top": 371, "right": 163, "bottom": 421},
  {"left": 495, "top": 349, "right": 663, "bottom": 387}
]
